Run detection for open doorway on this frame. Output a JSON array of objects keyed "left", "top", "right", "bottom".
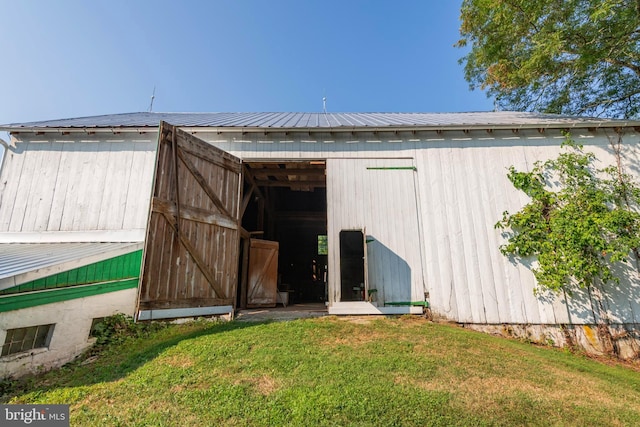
[
  {"left": 339, "top": 230, "right": 366, "bottom": 302},
  {"left": 238, "top": 161, "right": 327, "bottom": 309}
]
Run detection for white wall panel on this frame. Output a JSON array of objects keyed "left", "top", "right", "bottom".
[
  {"left": 419, "top": 142, "right": 459, "bottom": 320},
  {"left": 0, "top": 136, "right": 156, "bottom": 235},
  {"left": 22, "top": 142, "right": 63, "bottom": 231},
  {"left": 0, "top": 146, "right": 26, "bottom": 231},
  {"left": 414, "top": 131, "right": 640, "bottom": 325},
  {"left": 327, "top": 158, "right": 425, "bottom": 305}
]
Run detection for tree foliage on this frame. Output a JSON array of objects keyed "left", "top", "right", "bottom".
[
  {"left": 458, "top": 0, "right": 640, "bottom": 118},
  {"left": 496, "top": 135, "right": 640, "bottom": 293}
]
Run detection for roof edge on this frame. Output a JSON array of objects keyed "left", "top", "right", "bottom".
[{"left": 4, "top": 121, "right": 640, "bottom": 134}]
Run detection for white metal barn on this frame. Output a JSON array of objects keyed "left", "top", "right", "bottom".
[{"left": 2, "top": 111, "right": 640, "bottom": 375}]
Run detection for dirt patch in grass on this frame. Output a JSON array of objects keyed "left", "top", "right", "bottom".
[
  {"left": 395, "top": 360, "right": 633, "bottom": 412},
  {"left": 392, "top": 315, "right": 432, "bottom": 327},
  {"left": 253, "top": 374, "right": 279, "bottom": 396},
  {"left": 160, "top": 353, "right": 196, "bottom": 369},
  {"left": 587, "top": 353, "right": 640, "bottom": 372},
  {"left": 339, "top": 316, "right": 375, "bottom": 325},
  {"left": 318, "top": 321, "right": 391, "bottom": 348},
  {"left": 233, "top": 374, "right": 280, "bottom": 396}
]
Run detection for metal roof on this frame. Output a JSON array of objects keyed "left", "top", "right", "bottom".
[
  {"left": 2, "top": 111, "right": 639, "bottom": 131},
  {"left": 0, "top": 242, "right": 142, "bottom": 289}
]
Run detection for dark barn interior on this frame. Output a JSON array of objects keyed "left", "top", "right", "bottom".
[{"left": 238, "top": 161, "right": 327, "bottom": 307}]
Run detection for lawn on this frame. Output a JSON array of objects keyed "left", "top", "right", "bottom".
[{"left": 3, "top": 316, "right": 640, "bottom": 426}]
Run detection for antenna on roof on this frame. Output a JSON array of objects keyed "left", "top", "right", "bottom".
[
  {"left": 148, "top": 86, "right": 156, "bottom": 112},
  {"left": 322, "top": 89, "right": 327, "bottom": 113}
]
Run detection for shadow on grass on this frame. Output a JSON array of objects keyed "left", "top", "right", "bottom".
[{"left": 2, "top": 319, "right": 269, "bottom": 402}]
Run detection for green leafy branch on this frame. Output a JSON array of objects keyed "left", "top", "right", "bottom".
[{"left": 496, "top": 135, "right": 640, "bottom": 294}]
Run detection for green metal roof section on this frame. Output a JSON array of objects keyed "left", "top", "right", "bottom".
[
  {"left": 0, "top": 242, "right": 143, "bottom": 290},
  {"left": 0, "top": 250, "right": 142, "bottom": 295},
  {"left": 0, "top": 279, "right": 138, "bottom": 313},
  {"left": 0, "top": 250, "right": 142, "bottom": 313}
]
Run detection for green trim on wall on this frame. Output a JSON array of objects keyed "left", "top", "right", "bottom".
[
  {"left": 0, "top": 279, "right": 139, "bottom": 313},
  {"left": 1, "top": 250, "right": 143, "bottom": 295}
]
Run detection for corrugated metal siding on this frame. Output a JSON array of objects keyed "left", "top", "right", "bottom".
[
  {"left": 0, "top": 136, "right": 156, "bottom": 233},
  {"left": 3, "top": 111, "right": 637, "bottom": 130},
  {"left": 326, "top": 158, "right": 425, "bottom": 305}
]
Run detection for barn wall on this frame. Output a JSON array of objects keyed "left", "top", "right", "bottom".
[
  {"left": 412, "top": 129, "right": 640, "bottom": 325},
  {"left": 0, "top": 135, "right": 156, "bottom": 235},
  {"left": 3, "top": 128, "right": 640, "bottom": 326},
  {"left": 198, "top": 128, "right": 640, "bottom": 325}
]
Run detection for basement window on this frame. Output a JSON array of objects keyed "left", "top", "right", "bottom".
[
  {"left": 89, "top": 317, "right": 106, "bottom": 338},
  {"left": 1, "top": 324, "right": 54, "bottom": 357}
]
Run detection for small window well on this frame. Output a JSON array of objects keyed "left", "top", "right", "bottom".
[{"left": 89, "top": 317, "right": 106, "bottom": 338}]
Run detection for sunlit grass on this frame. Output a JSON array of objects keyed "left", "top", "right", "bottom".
[{"left": 4, "top": 316, "right": 640, "bottom": 426}]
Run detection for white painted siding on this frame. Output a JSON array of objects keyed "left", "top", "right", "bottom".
[
  {"left": 413, "top": 130, "right": 640, "bottom": 325},
  {"left": 326, "top": 158, "right": 425, "bottom": 305},
  {"left": 3, "top": 128, "right": 640, "bottom": 325},
  {"left": 199, "top": 128, "right": 640, "bottom": 325},
  {"left": 0, "top": 136, "right": 156, "bottom": 235}
]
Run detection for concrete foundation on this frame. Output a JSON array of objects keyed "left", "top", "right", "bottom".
[{"left": 0, "top": 288, "right": 137, "bottom": 378}]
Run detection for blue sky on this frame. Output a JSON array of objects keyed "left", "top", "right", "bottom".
[{"left": 0, "top": 0, "right": 493, "bottom": 125}]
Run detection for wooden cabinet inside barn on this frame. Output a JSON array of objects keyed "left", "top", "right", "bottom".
[{"left": 2, "top": 112, "right": 640, "bottom": 377}]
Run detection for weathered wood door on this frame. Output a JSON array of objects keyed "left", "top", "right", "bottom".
[
  {"left": 137, "top": 122, "right": 242, "bottom": 320},
  {"left": 246, "top": 239, "right": 279, "bottom": 308}
]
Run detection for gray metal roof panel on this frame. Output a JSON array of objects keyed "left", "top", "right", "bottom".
[{"left": 2, "top": 111, "right": 639, "bottom": 130}]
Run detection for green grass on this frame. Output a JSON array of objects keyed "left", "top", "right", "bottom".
[{"left": 4, "top": 316, "right": 640, "bottom": 426}]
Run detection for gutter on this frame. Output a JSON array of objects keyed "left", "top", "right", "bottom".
[
  {"left": 2, "top": 121, "right": 640, "bottom": 136},
  {"left": 0, "top": 127, "right": 157, "bottom": 134}
]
